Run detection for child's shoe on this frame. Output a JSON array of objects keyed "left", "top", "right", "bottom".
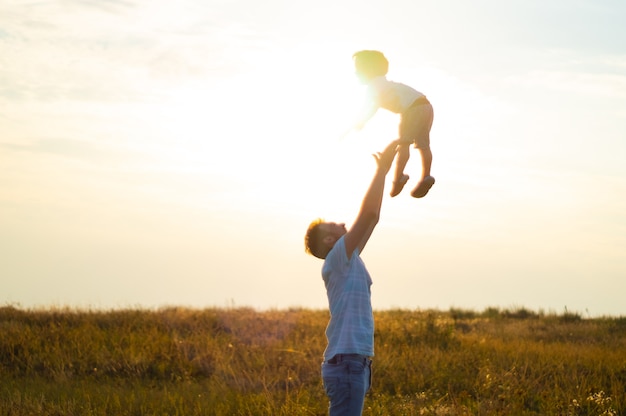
[
  {"left": 390, "top": 174, "right": 409, "bottom": 197},
  {"left": 411, "top": 176, "right": 435, "bottom": 198}
]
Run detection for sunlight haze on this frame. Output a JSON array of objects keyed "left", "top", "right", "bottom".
[{"left": 1, "top": 0, "right": 625, "bottom": 317}]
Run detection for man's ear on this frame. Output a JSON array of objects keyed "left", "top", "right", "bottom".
[{"left": 322, "top": 235, "right": 336, "bottom": 248}]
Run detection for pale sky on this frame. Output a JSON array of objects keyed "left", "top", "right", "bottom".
[{"left": 1, "top": 0, "right": 625, "bottom": 317}]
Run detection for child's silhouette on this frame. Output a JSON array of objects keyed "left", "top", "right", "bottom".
[{"left": 352, "top": 50, "right": 435, "bottom": 198}]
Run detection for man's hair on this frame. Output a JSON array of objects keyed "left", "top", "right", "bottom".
[
  {"left": 353, "top": 50, "right": 389, "bottom": 80},
  {"left": 304, "top": 218, "right": 327, "bottom": 259}
]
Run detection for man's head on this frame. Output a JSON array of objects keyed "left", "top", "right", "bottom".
[
  {"left": 353, "top": 50, "right": 389, "bottom": 82},
  {"left": 304, "top": 219, "right": 347, "bottom": 259}
]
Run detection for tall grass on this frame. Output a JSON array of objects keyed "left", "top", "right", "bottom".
[{"left": 1, "top": 306, "right": 624, "bottom": 415}]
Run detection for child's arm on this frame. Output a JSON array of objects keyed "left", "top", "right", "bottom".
[
  {"left": 352, "top": 101, "right": 378, "bottom": 131},
  {"left": 335, "top": 101, "right": 377, "bottom": 141}
]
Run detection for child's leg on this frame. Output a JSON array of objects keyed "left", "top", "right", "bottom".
[
  {"left": 390, "top": 143, "right": 411, "bottom": 197},
  {"left": 412, "top": 145, "right": 435, "bottom": 198},
  {"left": 419, "top": 145, "right": 432, "bottom": 179},
  {"left": 394, "top": 143, "right": 410, "bottom": 182},
  {"left": 407, "top": 101, "right": 435, "bottom": 198}
]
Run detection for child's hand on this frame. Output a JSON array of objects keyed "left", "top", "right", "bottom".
[{"left": 373, "top": 140, "right": 400, "bottom": 175}]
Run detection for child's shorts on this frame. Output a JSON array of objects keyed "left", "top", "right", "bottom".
[{"left": 399, "top": 97, "right": 434, "bottom": 149}]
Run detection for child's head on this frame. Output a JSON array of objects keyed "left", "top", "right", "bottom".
[
  {"left": 304, "top": 219, "right": 346, "bottom": 259},
  {"left": 353, "top": 50, "right": 389, "bottom": 82}
]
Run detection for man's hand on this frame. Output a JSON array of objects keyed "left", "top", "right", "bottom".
[{"left": 373, "top": 139, "right": 400, "bottom": 175}]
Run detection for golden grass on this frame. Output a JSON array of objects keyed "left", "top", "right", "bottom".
[{"left": 1, "top": 306, "right": 624, "bottom": 415}]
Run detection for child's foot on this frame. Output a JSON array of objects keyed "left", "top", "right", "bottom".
[
  {"left": 390, "top": 174, "right": 409, "bottom": 197},
  {"left": 411, "top": 176, "right": 435, "bottom": 198}
]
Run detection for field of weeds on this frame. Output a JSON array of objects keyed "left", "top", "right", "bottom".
[{"left": 1, "top": 306, "right": 624, "bottom": 415}]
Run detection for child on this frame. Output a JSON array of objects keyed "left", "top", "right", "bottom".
[{"left": 352, "top": 50, "right": 435, "bottom": 198}]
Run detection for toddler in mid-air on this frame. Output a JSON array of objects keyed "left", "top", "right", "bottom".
[{"left": 352, "top": 50, "right": 435, "bottom": 198}]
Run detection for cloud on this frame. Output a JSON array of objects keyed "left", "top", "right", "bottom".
[
  {"left": 0, "top": 3, "right": 155, "bottom": 102},
  {"left": 520, "top": 70, "right": 626, "bottom": 99},
  {"left": 502, "top": 53, "right": 626, "bottom": 100},
  {"left": 0, "top": 0, "right": 287, "bottom": 106},
  {"left": 67, "top": 0, "right": 138, "bottom": 14},
  {"left": 0, "top": 137, "right": 135, "bottom": 166}
]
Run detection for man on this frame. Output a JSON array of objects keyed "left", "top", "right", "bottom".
[{"left": 304, "top": 140, "right": 399, "bottom": 415}]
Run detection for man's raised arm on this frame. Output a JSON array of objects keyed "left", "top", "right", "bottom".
[{"left": 344, "top": 140, "right": 399, "bottom": 257}]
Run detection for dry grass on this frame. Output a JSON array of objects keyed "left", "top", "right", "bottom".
[{"left": 1, "top": 305, "right": 624, "bottom": 415}]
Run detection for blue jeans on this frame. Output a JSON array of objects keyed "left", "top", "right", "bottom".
[{"left": 321, "top": 354, "right": 372, "bottom": 416}]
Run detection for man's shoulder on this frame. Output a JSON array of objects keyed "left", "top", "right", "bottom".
[
  {"left": 323, "top": 237, "right": 350, "bottom": 274},
  {"left": 325, "top": 236, "right": 346, "bottom": 262}
]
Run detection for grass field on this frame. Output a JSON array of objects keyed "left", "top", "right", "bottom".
[{"left": 1, "top": 305, "right": 624, "bottom": 415}]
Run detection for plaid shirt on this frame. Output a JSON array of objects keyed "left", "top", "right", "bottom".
[{"left": 322, "top": 236, "right": 374, "bottom": 361}]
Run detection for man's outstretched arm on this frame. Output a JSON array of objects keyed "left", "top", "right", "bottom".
[{"left": 344, "top": 140, "right": 399, "bottom": 258}]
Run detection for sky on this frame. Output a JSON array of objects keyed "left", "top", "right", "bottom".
[{"left": 1, "top": 0, "right": 625, "bottom": 317}]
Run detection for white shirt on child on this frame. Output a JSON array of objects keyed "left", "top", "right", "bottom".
[{"left": 367, "top": 76, "right": 425, "bottom": 114}]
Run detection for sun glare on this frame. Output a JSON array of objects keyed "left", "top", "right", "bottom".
[
  {"left": 148, "top": 44, "right": 492, "bottom": 220},
  {"left": 156, "top": 45, "right": 371, "bottom": 185}
]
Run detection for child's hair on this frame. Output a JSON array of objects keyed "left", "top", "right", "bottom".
[
  {"left": 304, "top": 218, "right": 327, "bottom": 259},
  {"left": 353, "top": 50, "right": 389, "bottom": 80}
]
